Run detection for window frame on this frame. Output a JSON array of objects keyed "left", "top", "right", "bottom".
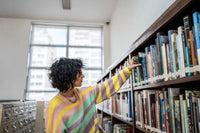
[{"left": 24, "top": 23, "right": 104, "bottom": 100}]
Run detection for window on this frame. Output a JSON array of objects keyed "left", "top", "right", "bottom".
[{"left": 25, "top": 23, "right": 103, "bottom": 101}]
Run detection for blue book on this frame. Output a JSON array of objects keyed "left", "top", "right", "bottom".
[
  {"left": 151, "top": 45, "right": 156, "bottom": 77},
  {"left": 168, "top": 30, "right": 177, "bottom": 74},
  {"left": 193, "top": 12, "right": 200, "bottom": 66},
  {"left": 128, "top": 91, "right": 133, "bottom": 122},
  {"left": 145, "top": 47, "right": 150, "bottom": 80},
  {"left": 142, "top": 54, "right": 147, "bottom": 83},
  {"left": 160, "top": 98, "right": 165, "bottom": 131}
]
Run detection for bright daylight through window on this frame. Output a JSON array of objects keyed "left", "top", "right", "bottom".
[{"left": 25, "top": 24, "right": 103, "bottom": 101}]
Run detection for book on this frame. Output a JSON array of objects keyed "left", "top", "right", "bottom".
[
  {"left": 179, "top": 94, "right": 186, "bottom": 133},
  {"left": 177, "top": 26, "right": 186, "bottom": 77},
  {"left": 185, "top": 90, "right": 194, "bottom": 133},
  {"left": 193, "top": 12, "right": 200, "bottom": 70},
  {"left": 164, "top": 91, "right": 169, "bottom": 132},
  {"left": 183, "top": 15, "right": 193, "bottom": 69},
  {"left": 175, "top": 100, "right": 181, "bottom": 133},
  {"left": 168, "top": 88, "right": 180, "bottom": 133},
  {"left": 189, "top": 30, "right": 197, "bottom": 75},
  {"left": 171, "top": 32, "right": 179, "bottom": 78},
  {"left": 183, "top": 100, "right": 189, "bottom": 133},
  {"left": 168, "top": 30, "right": 177, "bottom": 78},
  {"left": 160, "top": 91, "right": 166, "bottom": 131},
  {"left": 128, "top": 91, "right": 133, "bottom": 122}
]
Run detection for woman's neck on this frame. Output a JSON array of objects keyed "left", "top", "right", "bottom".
[{"left": 62, "top": 89, "right": 74, "bottom": 98}]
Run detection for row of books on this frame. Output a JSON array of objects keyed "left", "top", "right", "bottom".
[
  {"left": 134, "top": 88, "right": 200, "bottom": 133},
  {"left": 97, "top": 114, "right": 133, "bottom": 133},
  {"left": 96, "top": 61, "right": 132, "bottom": 118},
  {"left": 132, "top": 11, "right": 200, "bottom": 87},
  {"left": 113, "top": 124, "right": 133, "bottom": 133},
  {"left": 96, "top": 90, "right": 133, "bottom": 122},
  {"left": 112, "top": 91, "right": 133, "bottom": 122}
]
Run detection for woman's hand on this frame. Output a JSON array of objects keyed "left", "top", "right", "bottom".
[{"left": 127, "top": 56, "right": 141, "bottom": 71}]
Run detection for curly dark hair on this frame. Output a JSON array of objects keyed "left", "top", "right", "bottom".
[{"left": 48, "top": 58, "right": 84, "bottom": 92}]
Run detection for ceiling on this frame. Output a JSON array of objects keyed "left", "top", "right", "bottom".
[{"left": 0, "top": 0, "right": 118, "bottom": 23}]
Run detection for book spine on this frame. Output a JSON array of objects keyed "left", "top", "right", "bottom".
[
  {"left": 164, "top": 91, "right": 169, "bottom": 132},
  {"left": 179, "top": 95, "right": 186, "bottom": 133},
  {"left": 189, "top": 93, "right": 194, "bottom": 133},
  {"left": 145, "top": 47, "right": 150, "bottom": 81},
  {"left": 150, "top": 45, "right": 155, "bottom": 80},
  {"left": 155, "top": 38, "right": 162, "bottom": 77},
  {"left": 143, "top": 93, "right": 147, "bottom": 127},
  {"left": 192, "top": 27, "right": 199, "bottom": 66},
  {"left": 171, "top": 33, "right": 178, "bottom": 78},
  {"left": 128, "top": 91, "right": 133, "bottom": 122},
  {"left": 176, "top": 35, "right": 182, "bottom": 77},
  {"left": 175, "top": 100, "right": 181, "bottom": 133},
  {"left": 178, "top": 26, "right": 186, "bottom": 77},
  {"left": 186, "top": 91, "right": 193, "bottom": 133},
  {"left": 183, "top": 15, "right": 193, "bottom": 68},
  {"left": 193, "top": 103, "right": 198, "bottom": 133},
  {"left": 166, "top": 43, "right": 171, "bottom": 77},
  {"left": 193, "top": 12, "right": 200, "bottom": 69},
  {"left": 152, "top": 45, "right": 157, "bottom": 78},
  {"left": 198, "top": 98, "right": 200, "bottom": 132},
  {"left": 189, "top": 30, "right": 196, "bottom": 75},
  {"left": 156, "top": 91, "right": 161, "bottom": 130},
  {"left": 168, "top": 30, "right": 176, "bottom": 77},
  {"left": 183, "top": 100, "right": 189, "bottom": 133}
]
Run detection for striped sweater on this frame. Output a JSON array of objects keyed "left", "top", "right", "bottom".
[{"left": 45, "top": 67, "right": 132, "bottom": 133}]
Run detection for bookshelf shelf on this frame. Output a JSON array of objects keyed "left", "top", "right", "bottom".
[
  {"left": 135, "top": 126, "right": 149, "bottom": 133},
  {"left": 134, "top": 74, "right": 200, "bottom": 90},
  {"left": 112, "top": 115, "right": 133, "bottom": 126},
  {"left": 97, "top": 0, "right": 200, "bottom": 132},
  {"left": 102, "top": 109, "right": 112, "bottom": 116}
]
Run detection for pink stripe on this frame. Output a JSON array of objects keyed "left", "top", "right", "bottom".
[
  {"left": 78, "top": 86, "right": 92, "bottom": 93},
  {"left": 45, "top": 106, "right": 49, "bottom": 132},
  {"left": 56, "top": 89, "right": 95, "bottom": 133}
]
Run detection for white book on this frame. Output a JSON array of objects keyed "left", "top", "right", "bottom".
[{"left": 177, "top": 26, "right": 186, "bottom": 77}]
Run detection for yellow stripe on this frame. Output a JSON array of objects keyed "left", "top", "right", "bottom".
[
  {"left": 96, "top": 84, "right": 102, "bottom": 104},
  {"left": 104, "top": 81, "right": 111, "bottom": 99},
  {"left": 47, "top": 95, "right": 65, "bottom": 133},
  {"left": 124, "top": 67, "right": 132, "bottom": 75},
  {"left": 53, "top": 86, "right": 94, "bottom": 133},
  {"left": 89, "top": 118, "right": 98, "bottom": 133},
  {"left": 112, "top": 75, "right": 120, "bottom": 93},
  {"left": 119, "top": 70, "right": 126, "bottom": 82}
]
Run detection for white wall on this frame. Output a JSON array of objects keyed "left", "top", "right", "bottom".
[
  {"left": 0, "top": 18, "right": 108, "bottom": 100},
  {"left": 0, "top": 18, "right": 31, "bottom": 100},
  {"left": 110, "top": 0, "right": 175, "bottom": 64}
]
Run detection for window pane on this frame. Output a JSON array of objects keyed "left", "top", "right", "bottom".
[
  {"left": 69, "top": 27, "right": 101, "bottom": 46},
  {"left": 28, "top": 69, "right": 56, "bottom": 91},
  {"left": 30, "top": 46, "right": 66, "bottom": 67},
  {"left": 26, "top": 92, "right": 57, "bottom": 101},
  {"left": 82, "top": 70, "right": 102, "bottom": 86},
  {"left": 68, "top": 48, "right": 101, "bottom": 68},
  {"left": 32, "top": 25, "right": 67, "bottom": 45}
]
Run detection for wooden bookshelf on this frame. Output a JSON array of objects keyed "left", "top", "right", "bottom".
[
  {"left": 134, "top": 74, "right": 200, "bottom": 90},
  {"left": 97, "top": 0, "right": 200, "bottom": 132}
]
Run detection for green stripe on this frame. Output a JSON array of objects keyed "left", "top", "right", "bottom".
[
  {"left": 71, "top": 104, "right": 96, "bottom": 133},
  {"left": 62, "top": 93, "right": 96, "bottom": 132}
]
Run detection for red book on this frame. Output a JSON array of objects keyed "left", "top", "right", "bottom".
[{"left": 155, "top": 103, "right": 157, "bottom": 129}]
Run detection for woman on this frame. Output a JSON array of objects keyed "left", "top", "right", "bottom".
[{"left": 45, "top": 57, "right": 140, "bottom": 133}]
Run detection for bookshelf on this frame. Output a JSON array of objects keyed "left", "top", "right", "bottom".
[{"left": 97, "top": 0, "right": 200, "bottom": 132}]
